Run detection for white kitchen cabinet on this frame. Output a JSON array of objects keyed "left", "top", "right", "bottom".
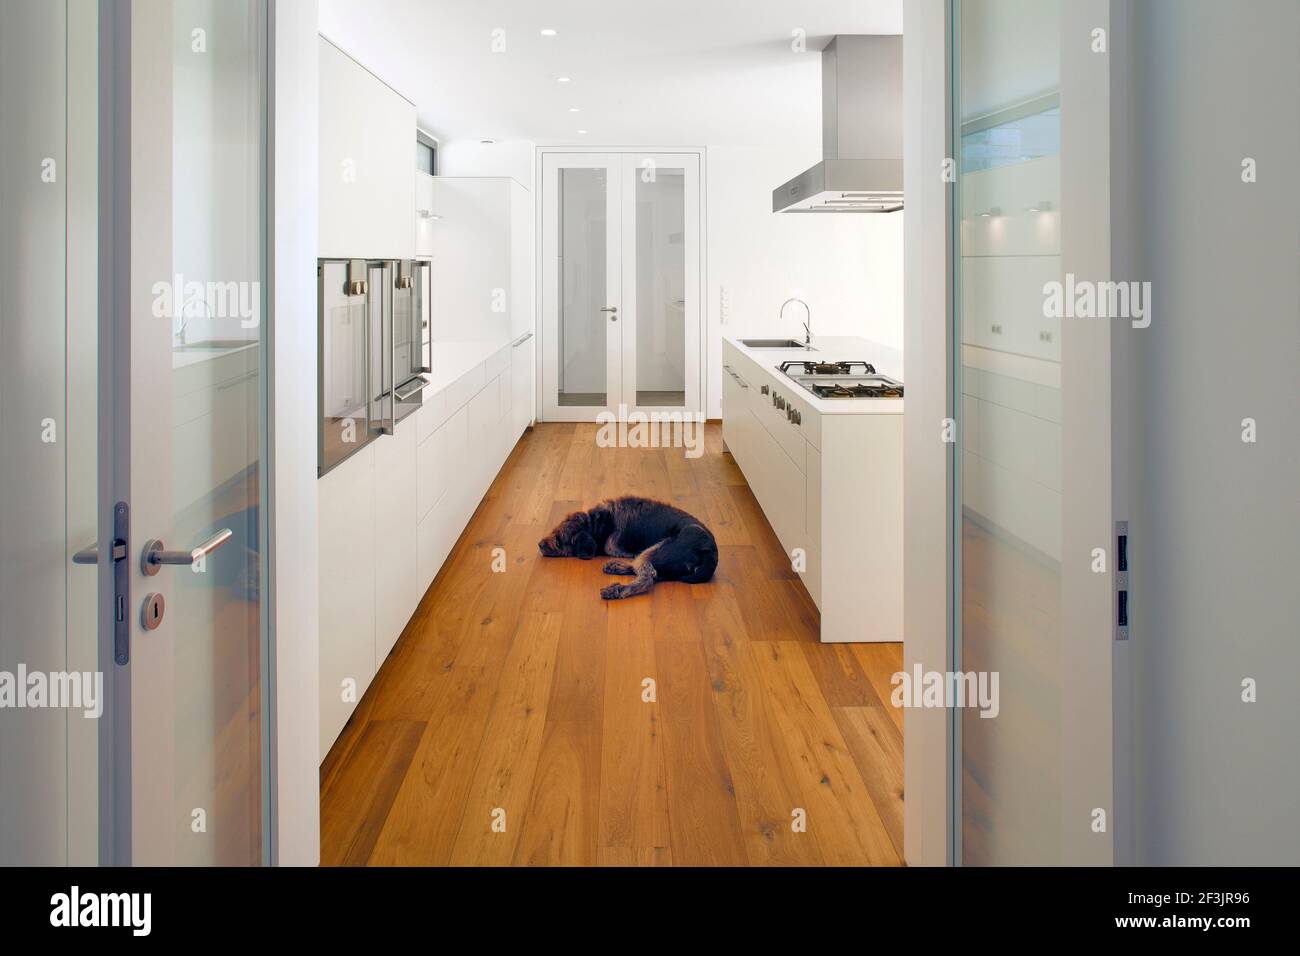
[
  {"left": 318, "top": 37, "right": 416, "bottom": 260},
  {"left": 320, "top": 342, "right": 535, "bottom": 760},
  {"left": 372, "top": 414, "right": 419, "bottom": 663},
  {"left": 722, "top": 339, "right": 903, "bottom": 642},
  {"left": 510, "top": 336, "right": 535, "bottom": 434},
  {"left": 429, "top": 177, "right": 532, "bottom": 344},
  {"left": 318, "top": 443, "right": 377, "bottom": 758}
]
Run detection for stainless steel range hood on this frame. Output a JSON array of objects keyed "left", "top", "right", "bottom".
[{"left": 773, "top": 35, "right": 903, "bottom": 213}]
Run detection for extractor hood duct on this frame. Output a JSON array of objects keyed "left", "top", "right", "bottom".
[{"left": 772, "top": 35, "right": 903, "bottom": 213}]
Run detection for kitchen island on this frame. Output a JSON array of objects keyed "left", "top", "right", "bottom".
[{"left": 722, "top": 335, "right": 902, "bottom": 643}]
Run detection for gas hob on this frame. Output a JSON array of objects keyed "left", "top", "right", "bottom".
[{"left": 776, "top": 360, "right": 904, "bottom": 399}]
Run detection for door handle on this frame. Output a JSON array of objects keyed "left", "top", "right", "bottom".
[
  {"left": 599, "top": 306, "right": 618, "bottom": 312},
  {"left": 72, "top": 539, "right": 127, "bottom": 565},
  {"left": 141, "top": 528, "right": 233, "bottom": 576}
]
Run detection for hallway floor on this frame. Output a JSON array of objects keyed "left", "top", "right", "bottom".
[{"left": 320, "top": 422, "right": 904, "bottom": 866}]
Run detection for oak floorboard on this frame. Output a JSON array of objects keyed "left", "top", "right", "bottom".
[{"left": 320, "top": 423, "right": 904, "bottom": 866}]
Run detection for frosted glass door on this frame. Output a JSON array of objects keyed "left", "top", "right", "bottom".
[
  {"left": 953, "top": 0, "right": 1115, "bottom": 866},
  {"left": 622, "top": 153, "right": 700, "bottom": 412},
  {"left": 542, "top": 156, "right": 622, "bottom": 420},
  {"left": 127, "top": 0, "right": 270, "bottom": 865}
]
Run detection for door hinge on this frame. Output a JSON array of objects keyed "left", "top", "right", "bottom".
[
  {"left": 1115, "top": 520, "right": 1129, "bottom": 641},
  {"left": 112, "top": 501, "right": 130, "bottom": 665}
]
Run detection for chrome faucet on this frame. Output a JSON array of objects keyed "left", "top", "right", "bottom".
[{"left": 780, "top": 298, "right": 812, "bottom": 346}]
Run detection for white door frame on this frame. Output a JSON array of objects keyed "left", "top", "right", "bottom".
[{"left": 537, "top": 146, "right": 706, "bottom": 422}]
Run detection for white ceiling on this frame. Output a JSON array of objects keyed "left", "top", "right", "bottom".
[{"left": 318, "top": 0, "right": 902, "bottom": 148}]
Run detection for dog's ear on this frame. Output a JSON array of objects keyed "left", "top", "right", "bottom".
[
  {"left": 586, "top": 504, "right": 615, "bottom": 544},
  {"left": 573, "top": 531, "right": 597, "bottom": 560}
]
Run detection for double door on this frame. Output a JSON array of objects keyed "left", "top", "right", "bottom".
[{"left": 540, "top": 151, "right": 701, "bottom": 421}]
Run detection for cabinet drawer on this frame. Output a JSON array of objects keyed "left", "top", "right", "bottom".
[
  {"left": 749, "top": 378, "right": 806, "bottom": 473},
  {"left": 485, "top": 344, "right": 511, "bottom": 380},
  {"left": 746, "top": 405, "right": 806, "bottom": 556},
  {"left": 446, "top": 362, "right": 486, "bottom": 412}
]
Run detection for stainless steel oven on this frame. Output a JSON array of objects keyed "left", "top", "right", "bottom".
[
  {"left": 392, "top": 258, "right": 431, "bottom": 415},
  {"left": 318, "top": 258, "right": 432, "bottom": 476}
]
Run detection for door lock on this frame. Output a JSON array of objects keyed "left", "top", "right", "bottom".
[{"left": 141, "top": 592, "right": 165, "bottom": 631}]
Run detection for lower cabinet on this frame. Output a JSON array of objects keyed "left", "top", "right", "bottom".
[
  {"left": 319, "top": 338, "right": 534, "bottom": 761},
  {"left": 318, "top": 443, "right": 377, "bottom": 758},
  {"left": 722, "top": 339, "right": 902, "bottom": 643},
  {"left": 372, "top": 416, "right": 419, "bottom": 662}
]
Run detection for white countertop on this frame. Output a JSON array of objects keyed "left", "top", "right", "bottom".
[
  {"left": 723, "top": 334, "right": 904, "bottom": 415},
  {"left": 425, "top": 337, "right": 513, "bottom": 395}
]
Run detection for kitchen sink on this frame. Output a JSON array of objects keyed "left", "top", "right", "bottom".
[{"left": 740, "top": 338, "right": 815, "bottom": 350}]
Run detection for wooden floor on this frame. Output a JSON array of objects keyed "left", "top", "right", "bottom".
[{"left": 319, "top": 422, "right": 904, "bottom": 866}]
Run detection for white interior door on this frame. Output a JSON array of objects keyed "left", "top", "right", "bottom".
[
  {"left": 125, "top": 0, "right": 269, "bottom": 866},
  {"left": 541, "top": 153, "right": 622, "bottom": 421},
  {"left": 541, "top": 150, "right": 702, "bottom": 422}
]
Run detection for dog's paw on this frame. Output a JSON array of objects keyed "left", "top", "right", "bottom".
[
  {"left": 602, "top": 560, "right": 635, "bottom": 575},
  {"left": 600, "top": 583, "right": 627, "bottom": 600}
]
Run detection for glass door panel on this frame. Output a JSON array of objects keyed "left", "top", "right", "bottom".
[
  {"left": 542, "top": 154, "right": 622, "bottom": 421},
  {"left": 558, "top": 167, "right": 615, "bottom": 409},
  {"left": 625, "top": 155, "right": 698, "bottom": 411},
  {"left": 130, "top": 0, "right": 269, "bottom": 865},
  {"left": 953, "top": 0, "right": 1114, "bottom": 865}
]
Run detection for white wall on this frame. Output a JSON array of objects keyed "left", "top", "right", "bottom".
[
  {"left": 271, "top": 0, "right": 321, "bottom": 867},
  {"left": 1125, "top": 0, "right": 1300, "bottom": 865},
  {"left": 705, "top": 143, "right": 903, "bottom": 418}
]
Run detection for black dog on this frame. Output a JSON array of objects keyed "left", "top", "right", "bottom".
[{"left": 538, "top": 496, "right": 719, "bottom": 599}]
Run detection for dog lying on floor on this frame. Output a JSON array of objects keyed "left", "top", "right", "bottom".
[{"left": 538, "top": 496, "right": 719, "bottom": 599}]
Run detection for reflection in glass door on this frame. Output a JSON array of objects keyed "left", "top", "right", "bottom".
[
  {"left": 128, "top": 0, "right": 271, "bottom": 866},
  {"left": 952, "top": 0, "right": 1114, "bottom": 865},
  {"left": 542, "top": 151, "right": 701, "bottom": 422}
]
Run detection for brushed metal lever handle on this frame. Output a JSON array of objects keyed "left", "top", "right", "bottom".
[{"left": 141, "top": 529, "right": 233, "bottom": 576}]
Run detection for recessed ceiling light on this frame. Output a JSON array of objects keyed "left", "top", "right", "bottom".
[
  {"left": 569, "top": 107, "right": 580, "bottom": 113},
  {"left": 540, "top": 28, "right": 557, "bottom": 36},
  {"left": 556, "top": 76, "right": 571, "bottom": 83},
  {"left": 577, "top": 129, "right": 587, "bottom": 135}
]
